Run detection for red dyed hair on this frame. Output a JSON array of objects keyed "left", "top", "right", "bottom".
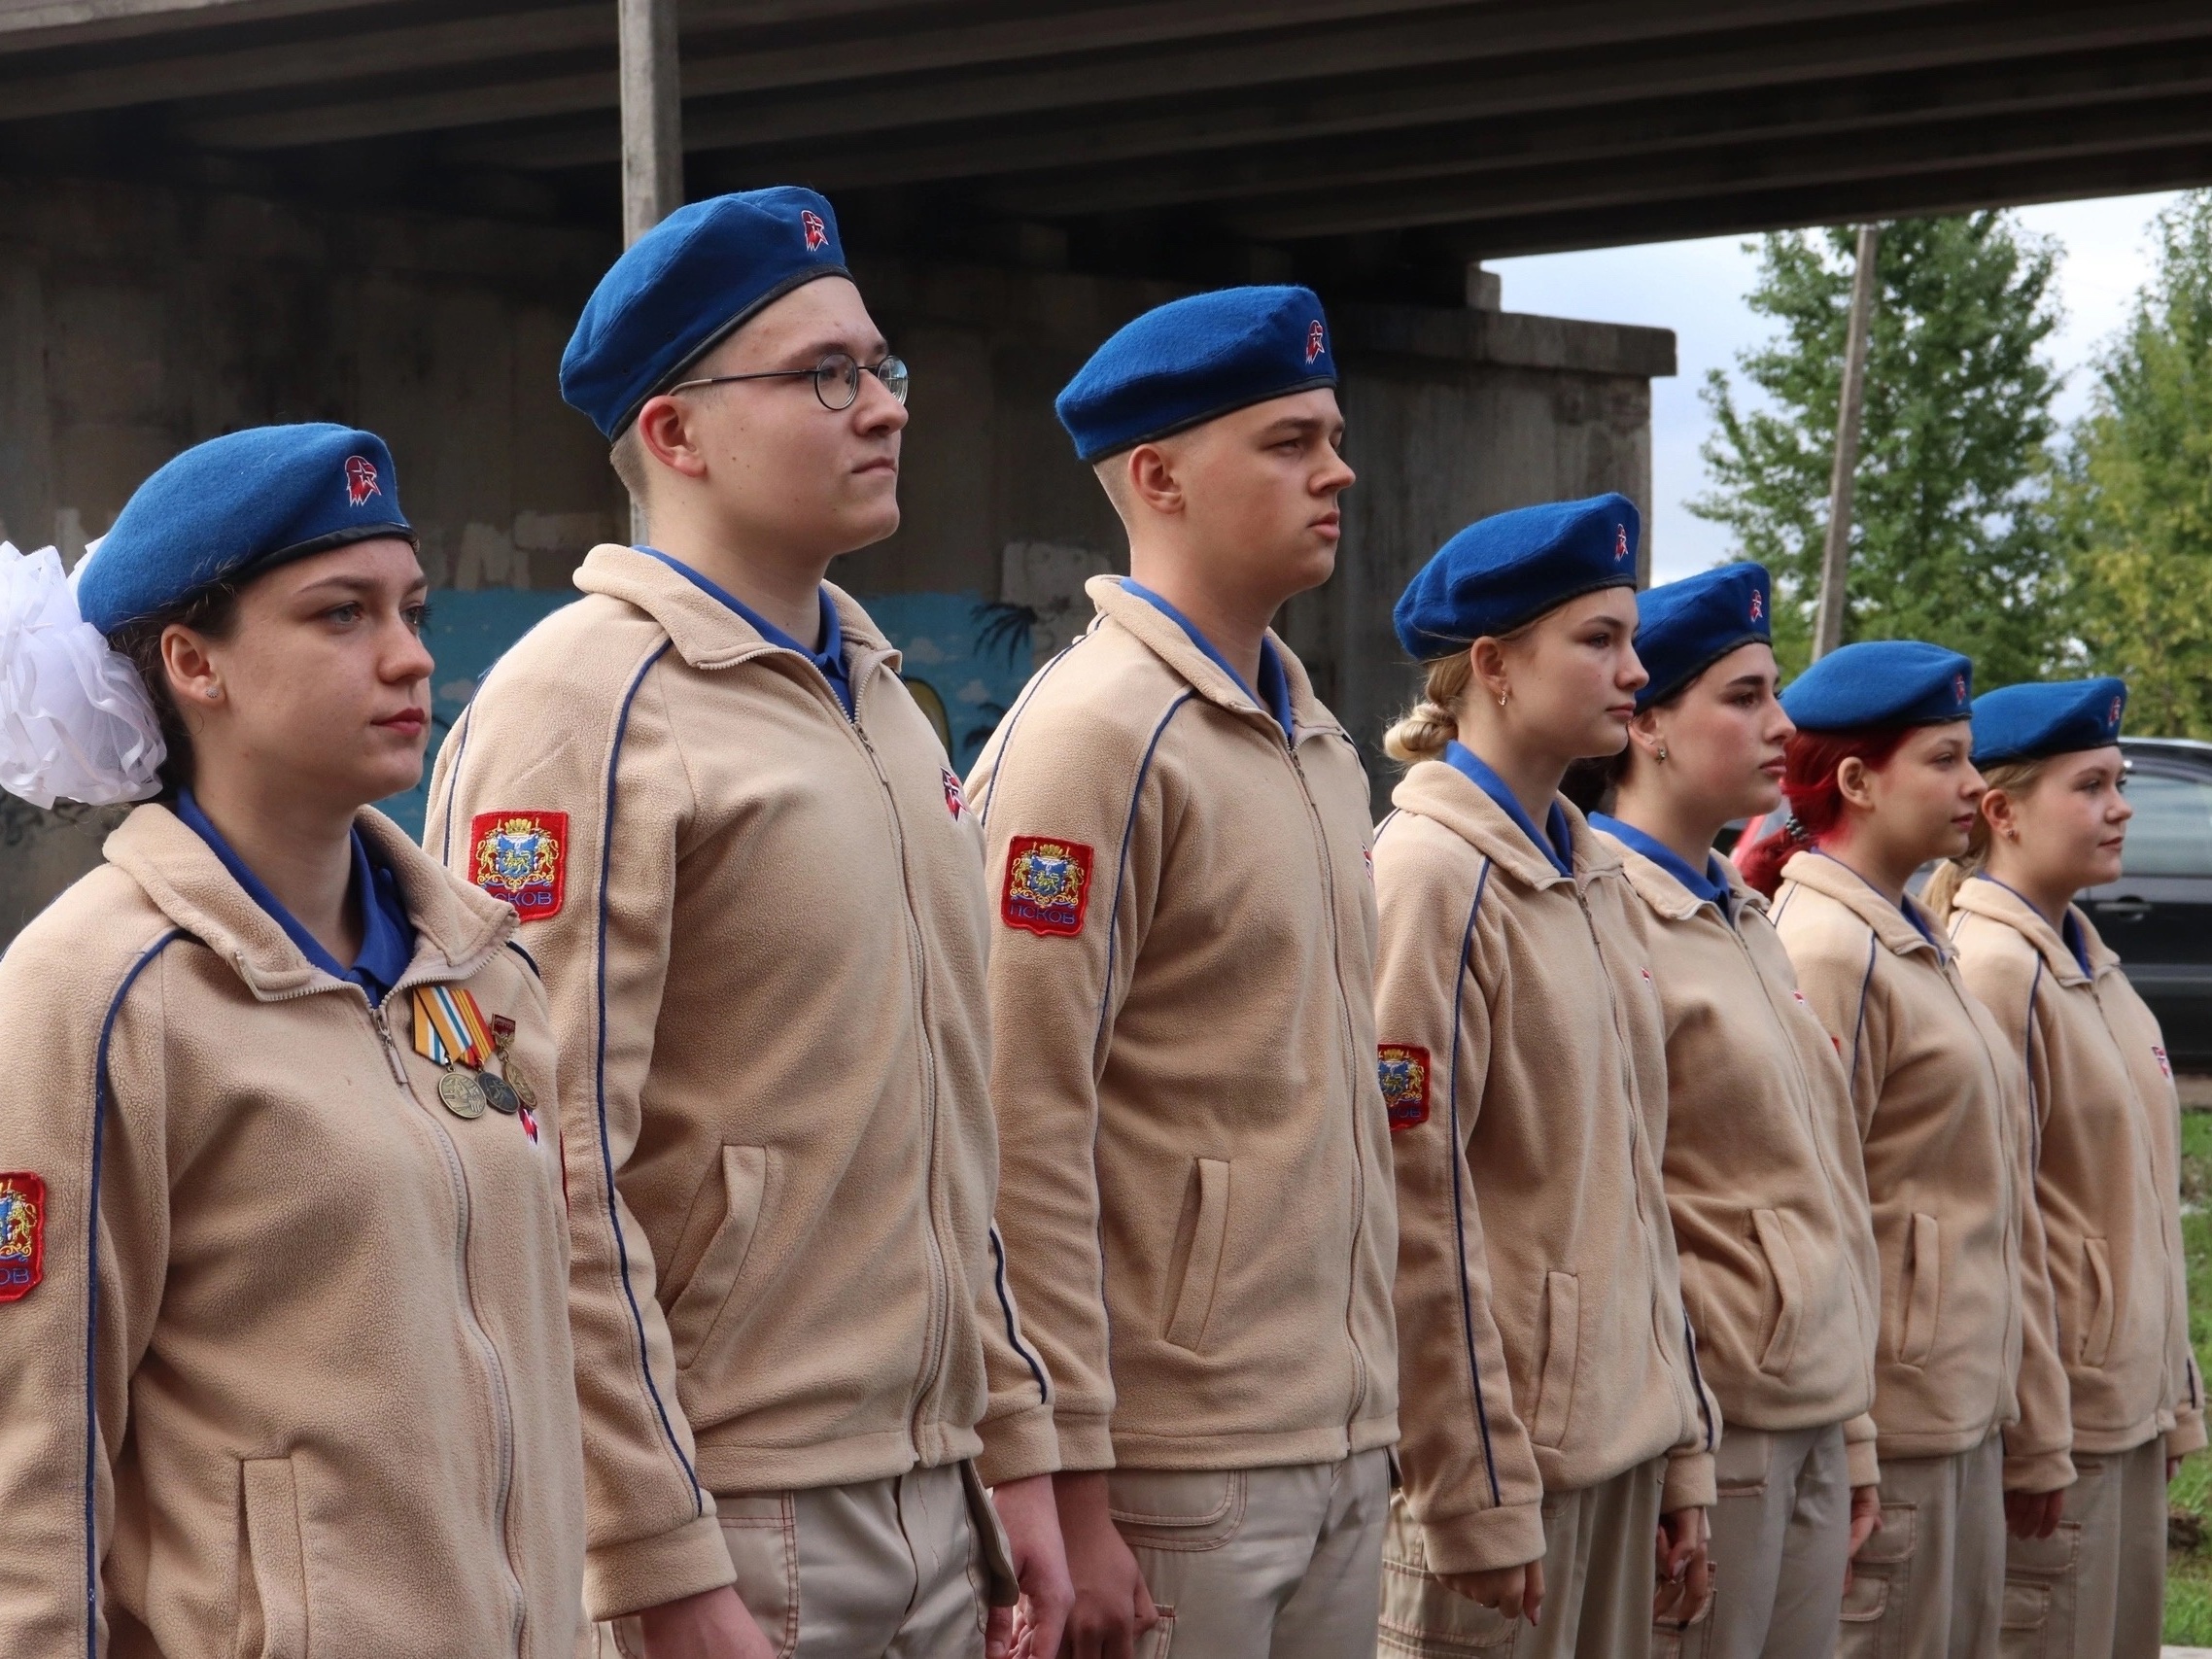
[{"left": 1735, "top": 724, "right": 1914, "bottom": 897}]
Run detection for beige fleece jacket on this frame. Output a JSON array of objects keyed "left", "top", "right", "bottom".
[
  {"left": 1771, "top": 850, "right": 2073, "bottom": 1491},
  {"left": 0, "top": 805, "right": 583, "bottom": 1658},
  {"left": 1946, "top": 879, "right": 2204, "bottom": 1461},
  {"left": 1374, "top": 764, "right": 1717, "bottom": 1579},
  {"left": 963, "top": 575, "right": 1399, "bottom": 1475},
  {"left": 428, "top": 544, "right": 1055, "bottom": 1622},
  {"left": 1603, "top": 834, "right": 1885, "bottom": 1490}
]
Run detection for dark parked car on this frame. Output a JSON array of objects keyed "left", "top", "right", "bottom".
[{"left": 2084, "top": 738, "right": 2212, "bottom": 1069}]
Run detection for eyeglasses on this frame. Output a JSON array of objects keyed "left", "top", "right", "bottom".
[{"left": 665, "top": 351, "right": 910, "bottom": 411}]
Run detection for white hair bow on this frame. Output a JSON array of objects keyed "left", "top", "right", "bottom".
[{"left": 0, "top": 541, "right": 165, "bottom": 809}]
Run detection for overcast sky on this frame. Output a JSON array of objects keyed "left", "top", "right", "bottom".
[{"left": 1491, "top": 190, "right": 2186, "bottom": 584}]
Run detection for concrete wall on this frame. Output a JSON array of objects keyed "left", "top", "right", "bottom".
[{"left": 0, "top": 175, "right": 1671, "bottom": 941}]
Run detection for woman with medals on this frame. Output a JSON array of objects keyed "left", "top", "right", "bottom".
[
  {"left": 0, "top": 425, "right": 584, "bottom": 1656},
  {"left": 1922, "top": 679, "right": 2201, "bottom": 1659},
  {"left": 1562, "top": 563, "right": 1882, "bottom": 1659},
  {"left": 1735, "top": 641, "right": 2072, "bottom": 1659},
  {"left": 1373, "top": 496, "right": 1717, "bottom": 1659}
]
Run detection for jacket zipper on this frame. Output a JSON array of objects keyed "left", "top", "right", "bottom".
[
  {"left": 1936, "top": 959, "right": 2025, "bottom": 1432},
  {"left": 1733, "top": 924, "right": 1879, "bottom": 1401},
  {"left": 370, "top": 985, "right": 527, "bottom": 1659},
  {"left": 842, "top": 669, "right": 956, "bottom": 1441},
  {"left": 1573, "top": 889, "right": 1711, "bottom": 1449},
  {"left": 1286, "top": 742, "right": 1372, "bottom": 1430}
]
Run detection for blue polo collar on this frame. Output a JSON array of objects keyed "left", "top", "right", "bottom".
[
  {"left": 177, "top": 789, "right": 417, "bottom": 1005},
  {"left": 1443, "top": 741, "right": 1574, "bottom": 878},
  {"left": 639, "top": 547, "right": 854, "bottom": 718},
  {"left": 1121, "top": 578, "right": 1296, "bottom": 743},
  {"left": 1591, "top": 812, "right": 1733, "bottom": 916}
]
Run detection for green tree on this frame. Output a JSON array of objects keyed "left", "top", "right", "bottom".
[
  {"left": 1692, "top": 214, "right": 2066, "bottom": 683},
  {"left": 2059, "top": 190, "right": 2212, "bottom": 738}
]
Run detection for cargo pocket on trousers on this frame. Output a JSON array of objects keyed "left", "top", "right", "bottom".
[
  {"left": 666, "top": 1145, "right": 771, "bottom": 1368},
  {"left": 1379, "top": 1493, "right": 1520, "bottom": 1654},
  {"left": 1898, "top": 1213, "right": 1941, "bottom": 1368},
  {"left": 2080, "top": 1238, "right": 2116, "bottom": 1367},
  {"left": 1139, "top": 1610, "right": 1177, "bottom": 1657},
  {"left": 235, "top": 1456, "right": 307, "bottom": 1659},
  {"left": 1162, "top": 1158, "right": 1230, "bottom": 1352},
  {"left": 1108, "top": 1469, "right": 1247, "bottom": 1552},
  {"left": 1531, "top": 1271, "right": 1579, "bottom": 1448},
  {"left": 1752, "top": 1209, "right": 1805, "bottom": 1377}
]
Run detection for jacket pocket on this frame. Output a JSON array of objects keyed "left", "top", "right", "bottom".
[
  {"left": 1751, "top": 1209, "right": 1805, "bottom": 1377},
  {"left": 1108, "top": 1469, "right": 1247, "bottom": 1551},
  {"left": 1531, "top": 1272, "right": 1580, "bottom": 1448},
  {"left": 1163, "top": 1158, "right": 1230, "bottom": 1352},
  {"left": 1898, "top": 1212, "right": 1941, "bottom": 1368},
  {"left": 667, "top": 1146, "right": 770, "bottom": 1368},
  {"left": 235, "top": 1456, "right": 306, "bottom": 1659},
  {"left": 2080, "top": 1238, "right": 2116, "bottom": 1368}
]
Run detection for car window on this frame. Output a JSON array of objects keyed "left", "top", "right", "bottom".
[{"left": 2122, "top": 771, "right": 2212, "bottom": 878}]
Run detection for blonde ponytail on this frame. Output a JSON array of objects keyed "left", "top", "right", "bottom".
[
  {"left": 1385, "top": 652, "right": 1473, "bottom": 766},
  {"left": 1921, "top": 757, "right": 2048, "bottom": 924}
]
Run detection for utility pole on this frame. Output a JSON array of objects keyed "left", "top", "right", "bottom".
[
  {"left": 1813, "top": 223, "right": 1881, "bottom": 660},
  {"left": 617, "top": 0, "right": 680, "bottom": 540},
  {"left": 618, "top": 0, "right": 681, "bottom": 247}
]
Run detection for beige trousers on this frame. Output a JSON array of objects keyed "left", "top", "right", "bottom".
[
  {"left": 597, "top": 1463, "right": 1003, "bottom": 1659},
  {"left": 1380, "top": 1454, "right": 1667, "bottom": 1658},
  {"left": 1657, "top": 1423, "right": 1849, "bottom": 1659},
  {"left": 1999, "top": 1435, "right": 2165, "bottom": 1659},
  {"left": 1110, "top": 1449, "right": 1392, "bottom": 1659},
  {"left": 1838, "top": 1433, "right": 2007, "bottom": 1659}
]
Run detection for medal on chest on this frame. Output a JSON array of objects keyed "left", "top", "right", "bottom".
[
  {"left": 490, "top": 1014, "right": 539, "bottom": 1111},
  {"left": 412, "top": 984, "right": 508, "bottom": 1120}
]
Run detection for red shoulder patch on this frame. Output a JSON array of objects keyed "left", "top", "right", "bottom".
[
  {"left": 1378, "top": 1044, "right": 1432, "bottom": 1132},
  {"left": 1002, "top": 836, "right": 1094, "bottom": 937},
  {"left": 471, "top": 811, "right": 569, "bottom": 922},
  {"left": 0, "top": 1173, "right": 46, "bottom": 1303}
]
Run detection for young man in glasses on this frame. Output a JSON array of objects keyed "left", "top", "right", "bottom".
[{"left": 429, "top": 188, "right": 1071, "bottom": 1659}]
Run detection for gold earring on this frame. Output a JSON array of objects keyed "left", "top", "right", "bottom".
[
  {"left": 1656, "top": 743, "right": 1670, "bottom": 762},
  {"left": 1496, "top": 686, "right": 1510, "bottom": 709}
]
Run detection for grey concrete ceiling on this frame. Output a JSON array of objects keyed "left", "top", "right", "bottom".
[{"left": 4, "top": 0, "right": 2210, "bottom": 261}]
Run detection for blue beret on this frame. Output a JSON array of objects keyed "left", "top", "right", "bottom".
[
  {"left": 1393, "top": 494, "right": 1641, "bottom": 658},
  {"left": 79, "top": 425, "right": 413, "bottom": 635},
  {"left": 1635, "top": 562, "right": 1773, "bottom": 709},
  {"left": 1971, "top": 678, "right": 2126, "bottom": 767},
  {"left": 1055, "top": 286, "right": 1338, "bottom": 463},
  {"left": 561, "top": 187, "right": 851, "bottom": 439},
  {"left": 1780, "top": 639, "right": 1973, "bottom": 732}
]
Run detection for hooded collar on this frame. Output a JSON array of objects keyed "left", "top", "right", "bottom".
[
  {"left": 1597, "top": 817, "right": 1753, "bottom": 923},
  {"left": 572, "top": 542, "right": 899, "bottom": 688},
  {"left": 1779, "top": 847, "right": 1945, "bottom": 960},
  {"left": 1948, "top": 874, "right": 2112, "bottom": 986},
  {"left": 1601, "top": 813, "right": 1734, "bottom": 916},
  {"left": 175, "top": 788, "right": 415, "bottom": 1003},
  {"left": 1088, "top": 574, "right": 1342, "bottom": 745},
  {"left": 104, "top": 803, "right": 515, "bottom": 1003},
  {"left": 1391, "top": 754, "right": 1618, "bottom": 892},
  {"left": 1446, "top": 743, "right": 1573, "bottom": 877}
]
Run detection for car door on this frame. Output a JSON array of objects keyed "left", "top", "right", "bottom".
[{"left": 2081, "top": 758, "right": 2212, "bottom": 1068}]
